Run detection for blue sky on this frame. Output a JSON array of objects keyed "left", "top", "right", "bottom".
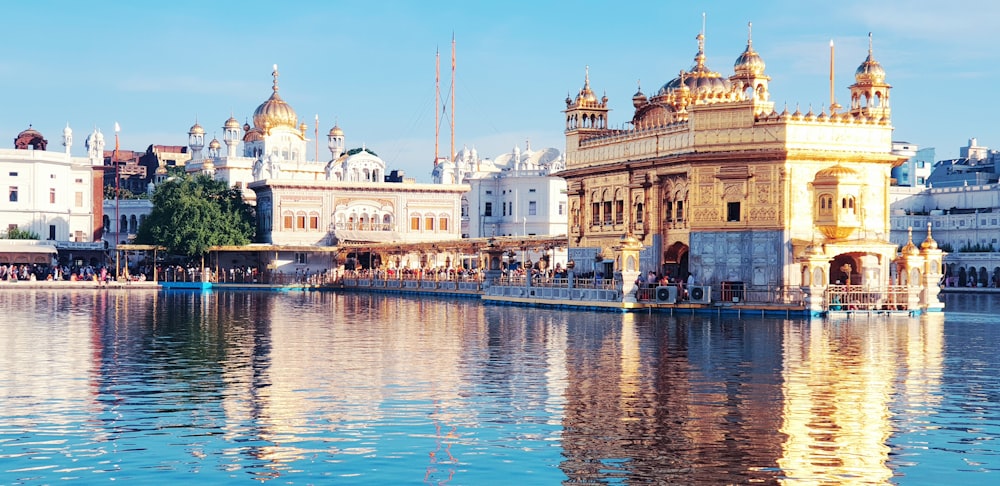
[{"left": 0, "top": 1, "right": 994, "bottom": 182}]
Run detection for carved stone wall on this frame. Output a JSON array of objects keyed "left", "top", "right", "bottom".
[{"left": 690, "top": 230, "right": 784, "bottom": 288}]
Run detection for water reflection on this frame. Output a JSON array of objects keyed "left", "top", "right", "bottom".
[{"left": 0, "top": 290, "right": 989, "bottom": 484}]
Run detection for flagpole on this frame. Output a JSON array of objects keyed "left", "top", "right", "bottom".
[{"left": 114, "top": 122, "right": 120, "bottom": 281}]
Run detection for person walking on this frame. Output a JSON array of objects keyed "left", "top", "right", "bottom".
[{"left": 686, "top": 272, "right": 695, "bottom": 300}]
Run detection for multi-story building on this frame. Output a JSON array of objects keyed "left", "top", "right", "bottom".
[
  {"left": 0, "top": 125, "right": 108, "bottom": 266},
  {"left": 180, "top": 65, "right": 465, "bottom": 274},
  {"left": 447, "top": 143, "right": 567, "bottom": 239},
  {"left": 890, "top": 143, "right": 933, "bottom": 188},
  {"left": 558, "top": 28, "right": 941, "bottom": 310},
  {"left": 891, "top": 182, "right": 1000, "bottom": 287}
]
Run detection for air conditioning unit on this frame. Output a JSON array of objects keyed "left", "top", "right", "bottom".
[
  {"left": 655, "top": 285, "right": 677, "bottom": 304},
  {"left": 690, "top": 285, "right": 711, "bottom": 304}
]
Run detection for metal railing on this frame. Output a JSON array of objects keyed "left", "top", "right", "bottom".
[{"left": 825, "top": 285, "right": 912, "bottom": 312}]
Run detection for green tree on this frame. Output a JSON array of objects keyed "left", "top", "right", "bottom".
[
  {"left": 4, "top": 227, "right": 40, "bottom": 239},
  {"left": 135, "top": 175, "right": 254, "bottom": 258}
]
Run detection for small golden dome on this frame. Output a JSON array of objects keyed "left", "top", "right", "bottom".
[
  {"left": 224, "top": 116, "right": 240, "bottom": 129},
  {"left": 243, "top": 129, "right": 264, "bottom": 143},
  {"left": 574, "top": 67, "right": 598, "bottom": 105},
  {"left": 328, "top": 125, "right": 344, "bottom": 137},
  {"left": 189, "top": 122, "right": 205, "bottom": 135},
  {"left": 855, "top": 54, "right": 886, "bottom": 84},
  {"left": 901, "top": 227, "right": 919, "bottom": 256},
  {"left": 920, "top": 222, "right": 939, "bottom": 250},
  {"left": 814, "top": 164, "right": 859, "bottom": 184},
  {"left": 733, "top": 23, "right": 766, "bottom": 76},
  {"left": 208, "top": 138, "right": 221, "bottom": 150},
  {"left": 855, "top": 34, "right": 886, "bottom": 84},
  {"left": 619, "top": 232, "right": 641, "bottom": 247},
  {"left": 632, "top": 81, "right": 647, "bottom": 108}
]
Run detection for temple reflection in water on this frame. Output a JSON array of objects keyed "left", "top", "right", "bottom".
[{"left": 0, "top": 291, "right": 949, "bottom": 482}]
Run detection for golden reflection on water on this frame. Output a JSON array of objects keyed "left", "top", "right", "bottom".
[
  {"left": 0, "top": 290, "right": 952, "bottom": 483},
  {"left": 778, "top": 315, "right": 944, "bottom": 484}
]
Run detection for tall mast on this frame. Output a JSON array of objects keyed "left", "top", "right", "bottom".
[
  {"left": 435, "top": 47, "right": 440, "bottom": 166},
  {"left": 314, "top": 114, "right": 319, "bottom": 162},
  {"left": 450, "top": 33, "right": 456, "bottom": 163},
  {"left": 829, "top": 39, "right": 840, "bottom": 112}
]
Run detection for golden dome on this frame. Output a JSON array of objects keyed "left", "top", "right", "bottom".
[
  {"left": 252, "top": 65, "right": 298, "bottom": 131},
  {"left": 208, "top": 138, "right": 221, "bottom": 150},
  {"left": 901, "top": 227, "right": 919, "bottom": 256},
  {"left": 189, "top": 122, "right": 205, "bottom": 135},
  {"left": 733, "top": 23, "right": 766, "bottom": 76},
  {"left": 243, "top": 129, "right": 264, "bottom": 143},
  {"left": 574, "top": 66, "right": 598, "bottom": 105},
  {"left": 328, "top": 125, "right": 344, "bottom": 137},
  {"left": 855, "top": 34, "right": 886, "bottom": 84},
  {"left": 224, "top": 116, "right": 241, "bottom": 129},
  {"left": 920, "top": 222, "right": 939, "bottom": 250},
  {"left": 619, "top": 231, "right": 641, "bottom": 247},
  {"left": 632, "top": 81, "right": 647, "bottom": 108},
  {"left": 658, "top": 33, "right": 732, "bottom": 99},
  {"left": 814, "top": 164, "right": 859, "bottom": 184}
]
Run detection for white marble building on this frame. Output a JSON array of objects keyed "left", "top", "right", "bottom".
[
  {"left": 0, "top": 125, "right": 106, "bottom": 261},
  {"left": 439, "top": 142, "right": 568, "bottom": 240},
  {"left": 184, "top": 64, "right": 466, "bottom": 252}
]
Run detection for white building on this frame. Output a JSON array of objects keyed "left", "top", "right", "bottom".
[
  {"left": 891, "top": 181, "right": 1000, "bottom": 286},
  {"left": 441, "top": 142, "right": 568, "bottom": 239},
  {"left": 182, "top": 64, "right": 465, "bottom": 272},
  {"left": 0, "top": 125, "right": 107, "bottom": 266},
  {"left": 890, "top": 143, "right": 933, "bottom": 188}
]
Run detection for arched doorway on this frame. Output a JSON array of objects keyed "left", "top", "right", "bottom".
[
  {"left": 830, "top": 254, "right": 859, "bottom": 285},
  {"left": 662, "top": 241, "right": 689, "bottom": 282}
]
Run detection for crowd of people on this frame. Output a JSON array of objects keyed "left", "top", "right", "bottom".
[{"left": 0, "top": 263, "right": 126, "bottom": 283}]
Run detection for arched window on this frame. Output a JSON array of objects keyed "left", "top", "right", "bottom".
[
  {"left": 283, "top": 211, "right": 294, "bottom": 230},
  {"left": 309, "top": 211, "right": 320, "bottom": 230}
]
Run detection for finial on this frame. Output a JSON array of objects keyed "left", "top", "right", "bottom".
[
  {"left": 584, "top": 65, "right": 590, "bottom": 88},
  {"left": 272, "top": 64, "right": 279, "bottom": 93},
  {"left": 747, "top": 21, "right": 752, "bottom": 46},
  {"left": 868, "top": 32, "right": 873, "bottom": 54},
  {"left": 907, "top": 226, "right": 913, "bottom": 243}
]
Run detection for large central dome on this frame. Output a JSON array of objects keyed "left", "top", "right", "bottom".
[
  {"left": 658, "top": 33, "right": 731, "bottom": 97},
  {"left": 253, "top": 65, "right": 298, "bottom": 131}
]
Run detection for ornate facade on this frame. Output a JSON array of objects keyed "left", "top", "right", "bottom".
[
  {"left": 560, "top": 27, "right": 943, "bottom": 311},
  {"left": 181, "top": 65, "right": 465, "bottom": 255}
]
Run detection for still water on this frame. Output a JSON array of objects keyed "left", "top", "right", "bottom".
[{"left": 0, "top": 289, "right": 997, "bottom": 485}]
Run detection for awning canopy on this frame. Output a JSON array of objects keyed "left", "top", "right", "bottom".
[{"left": 0, "top": 243, "right": 58, "bottom": 264}]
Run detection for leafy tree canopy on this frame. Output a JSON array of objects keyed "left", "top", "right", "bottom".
[
  {"left": 104, "top": 184, "right": 147, "bottom": 200},
  {"left": 4, "top": 227, "right": 39, "bottom": 239},
  {"left": 135, "top": 175, "right": 255, "bottom": 257}
]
